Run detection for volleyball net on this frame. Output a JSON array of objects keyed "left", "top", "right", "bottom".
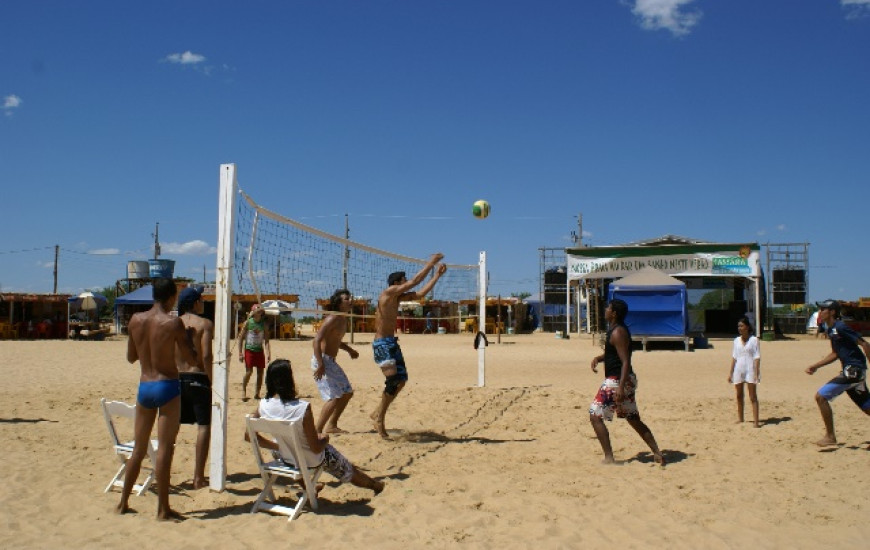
[{"left": 233, "top": 189, "right": 481, "bottom": 327}]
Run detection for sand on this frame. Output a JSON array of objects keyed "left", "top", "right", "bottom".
[{"left": 0, "top": 331, "right": 867, "bottom": 549}]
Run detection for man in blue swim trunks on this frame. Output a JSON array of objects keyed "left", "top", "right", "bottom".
[
  {"left": 806, "top": 299, "right": 870, "bottom": 447},
  {"left": 116, "top": 278, "right": 197, "bottom": 521},
  {"left": 370, "top": 253, "right": 447, "bottom": 439}
]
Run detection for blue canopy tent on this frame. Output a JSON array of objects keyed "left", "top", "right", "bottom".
[
  {"left": 114, "top": 285, "right": 154, "bottom": 334},
  {"left": 608, "top": 267, "right": 689, "bottom": 350},
  {"left": 114, "top": 285, "right": 154, "bottom": 305}
]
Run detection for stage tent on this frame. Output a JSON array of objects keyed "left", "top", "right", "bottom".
[
  {"left": 608, "top": 267, "right": 687, "bottom": 337},
  {"left": 113, "top": 285, "right": 154, "bottom": 333}
]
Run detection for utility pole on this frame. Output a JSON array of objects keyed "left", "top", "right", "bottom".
[
  {"left": 152, "top": 222, "right": 161, "bottom": 259},
  {"left": 342, "top": 214, "right": 350, "bottom": 289},
  {"left": 53, "top": 245, "right": 59, "bottom": 294},
  {"left": 571, "top": 213, "right": 583, "bottom": 247}
]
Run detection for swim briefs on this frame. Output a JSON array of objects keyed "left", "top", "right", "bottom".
[{"left": 137, "top": 379, "right": 181, "bottom": 409}]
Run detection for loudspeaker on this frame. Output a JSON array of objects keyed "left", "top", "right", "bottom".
[
  {"left": 773, "top": 290, "right": 806, "bottom": 305},
  {"left": 544, "top": 271, "right": 567, "bottom": 285},
  {"left": 773, "top": 269, "right": 805, "bottom": 284},
  {"left": 544, "top": 291, "right": 566, "bottom": 304}
]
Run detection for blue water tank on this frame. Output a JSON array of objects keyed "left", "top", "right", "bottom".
[{"left": 148, "top": 259, "right": 175, "bottom": 279}]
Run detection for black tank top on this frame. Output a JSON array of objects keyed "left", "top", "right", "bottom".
[{"left": 604, "top": 322, "right": 633, "bottom": 379}]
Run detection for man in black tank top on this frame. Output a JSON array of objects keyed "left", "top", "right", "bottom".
[{"left": 589, "top": 299, "right": 665, "bottom": 466}]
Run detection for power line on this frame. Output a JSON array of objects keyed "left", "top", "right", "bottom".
[{"left": 0, "top": 246, "right": 54, "bottom": 255}]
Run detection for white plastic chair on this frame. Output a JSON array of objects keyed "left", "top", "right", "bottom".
[
  {"left": 246, "top": 415, "right": 324, "bottom": 522},
  {"left": 100, "top": 398, "right": 158, "bottom": 495}
]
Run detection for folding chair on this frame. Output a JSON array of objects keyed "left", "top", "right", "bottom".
[
  {"left": 246, "top": 415, "right": 324, "bottom": 522},
  {"left": 100, "top": 398, "right": 158, "bottom": 495}
]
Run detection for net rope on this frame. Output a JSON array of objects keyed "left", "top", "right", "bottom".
[{"left": 233, "top": 189, "right": 481, "bottom": 330}]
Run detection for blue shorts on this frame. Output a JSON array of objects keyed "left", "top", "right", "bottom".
[
  {"left": 137, "top": 379, "right": 181, "bottom": 409},
  {"left": 373, "top": 337, "right": 407, "bottom": 395},
  {"left": 372, "top": 337, "right": 407, "bottom": 381},
  {"left": 818, "top": 366, "right": 870, "bottom": 410}
]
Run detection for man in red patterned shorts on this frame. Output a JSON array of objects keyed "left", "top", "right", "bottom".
[{"left": 589, "top": 299, "right": 664, "bottom": 466}]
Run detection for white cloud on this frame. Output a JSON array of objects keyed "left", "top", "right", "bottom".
[
  {"left": 842, "top": 0, "right": 870, "bottom": 19},
  {"left": 629, "top": 0, "right": 702, "bottom": 37},
  {"left": 3, "top": 94, "right": 22, "bottom": 116},
  {"left": 756, "top": 229, "right": 767, "bottom": 236},
  {"left": 164, "top": 51, "right": 206, "bottom": 65},
  {"left": 161, "top": 240, "right": 217, "bottom": 255},
  {"left": 3, "top": 94, "right": 22, "bottom": 108},
  {"left": 776, "top": 224, "right": 787, "bottom": 231},
  {"left": 161, "top": 51, "right": 234, "bottom": 77},
  {"left": 88, "top": 248, "right": 120, "bottom": 255}
]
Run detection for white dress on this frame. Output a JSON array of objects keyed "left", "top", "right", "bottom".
[{"left": 731, "top": 335, "right": 761, "bottom": 384}]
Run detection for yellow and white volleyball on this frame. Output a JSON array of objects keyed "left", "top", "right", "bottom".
[{"left": 472, "top": 199, "right": 490, "bottom": 219}]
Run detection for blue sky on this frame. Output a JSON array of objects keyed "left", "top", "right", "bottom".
[{"left": 1, "top": 0, "right": 868, "bottom": 303}]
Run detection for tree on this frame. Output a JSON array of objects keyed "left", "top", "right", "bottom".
[
  {"left": 96, "top": 285, "right": 118, "bottom": 320},
  {"left": 511, "top": 291, "right": 531, "bottom": 300}
]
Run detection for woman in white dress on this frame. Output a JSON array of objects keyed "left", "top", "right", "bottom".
[{"left": 727, "top": 316, "right": 761, "bottom": 427}]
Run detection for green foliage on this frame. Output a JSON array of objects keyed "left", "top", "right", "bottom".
[
  {"left": 95, "top": 285, "right": 118, "bottom": 319},
  {"left": 511, "top": 291, "right": 532, "bottom": 300}
]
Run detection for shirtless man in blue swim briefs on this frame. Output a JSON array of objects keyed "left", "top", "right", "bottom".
[
  {"left": 806, "top": 299, "right": 870, "bottom": 448},
  {"left": 116, "top": 278, "right": 197, "bottom": 521},
  {"left": 370, "top": 254, "right": 447, "bottom": 439}
]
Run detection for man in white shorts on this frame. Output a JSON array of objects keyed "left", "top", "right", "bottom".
[{"left": 311, "top": 289, "right": 359, "bottom": 434}]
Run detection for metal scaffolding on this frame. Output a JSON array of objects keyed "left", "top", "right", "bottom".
[{"left": 765, "top": 242, "right": 810, "bottom": 331}]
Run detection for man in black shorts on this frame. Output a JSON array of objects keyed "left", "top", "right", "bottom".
[{"left": 176, "top": 286, "right": 214, "bottom": 489}]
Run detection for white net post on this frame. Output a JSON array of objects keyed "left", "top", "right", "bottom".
[
  {"left": 210, "top": 163, "right": 237, "bottom": 492},
  {"left": 478, "top": 251, "right": 486, "bottom": 387}
]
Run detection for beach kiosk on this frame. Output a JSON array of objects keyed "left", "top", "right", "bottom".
[{"left": 566, "top": 236, "right": 762, "bottom": 340}]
